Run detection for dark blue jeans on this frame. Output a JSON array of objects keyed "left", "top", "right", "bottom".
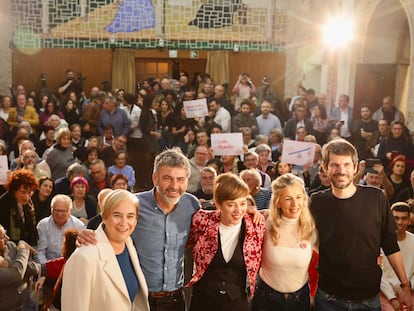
[
  {"left": 251, "top": 278, "right": 310, "bottom": 311},
  {"left": 314, "top": 288, "right": 381, "bottom": 311}
]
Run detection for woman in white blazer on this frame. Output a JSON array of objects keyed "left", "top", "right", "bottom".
[{"left": 61, "top": 189, "right": 150, "bottom": 311}]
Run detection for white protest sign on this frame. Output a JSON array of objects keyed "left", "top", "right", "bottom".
[
  {"left": 281, "top": 140, "right": 316, "bottom": 166},
  {"left": 211, "top": 133, "right": 244, "bottom": 156},
  {"left": 0, "top": 155, "right": 8, "bottom": 185},
  {"left": 183, "top": 98, "right": 208, "bottom": 118}
]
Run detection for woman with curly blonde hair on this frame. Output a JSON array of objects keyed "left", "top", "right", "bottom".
[{"left": 252, "top": 173, "right": 317, "bottom": 311}]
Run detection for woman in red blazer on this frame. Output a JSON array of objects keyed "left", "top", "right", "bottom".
[{"left": 186, "top": 173, "right": 265, "bottom": 311}]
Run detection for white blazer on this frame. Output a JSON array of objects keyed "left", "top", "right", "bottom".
[{"left": 61, "top": 224, "right": 150, "bottom": 311}]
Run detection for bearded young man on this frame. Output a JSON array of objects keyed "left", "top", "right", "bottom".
[{"left": 310, "top": 139, "right": 413, "bottom": 311}]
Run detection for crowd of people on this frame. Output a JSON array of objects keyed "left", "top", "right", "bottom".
[{"left": 1, "top": 69, "right": 414, "bottom": 311}]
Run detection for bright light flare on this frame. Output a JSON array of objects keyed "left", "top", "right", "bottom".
[{"left": 322, "top": 17, "right": 354, "bottom": 48}]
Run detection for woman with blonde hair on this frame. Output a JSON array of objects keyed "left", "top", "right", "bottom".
[
  {"left": 62, "top": 189, "right": 150, "bottom": 311},
  {"left": 251, "top": 173, "right": 317, "bottom": 311},
  {"left": 45, "top": 127, "right": 75, "bottom": 180}
]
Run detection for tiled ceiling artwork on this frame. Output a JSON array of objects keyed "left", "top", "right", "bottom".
[{"left": 12, "top": 0, "right": 287, "bottom": 51}]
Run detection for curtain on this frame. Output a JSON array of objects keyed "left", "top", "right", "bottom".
[
  {"left": 111, "top": 49, "right": 136, "bottom": 94},
  {"left": 206, "top": 51, "right": 229, "bottom": 85}
]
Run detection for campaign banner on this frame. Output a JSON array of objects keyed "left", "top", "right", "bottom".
[
  {"left": 211, "top": 133, "right": 244, "bottom": 156},
  {"left": 281, "top": 140, "right": 316, "bottom": 166},
  {"left": 183, "top": 98, "right": 208, "bottom": 118}
]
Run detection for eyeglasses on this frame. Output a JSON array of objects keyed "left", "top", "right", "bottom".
[
  {"left": 23, "top": 155, "right": 37, "bottom": 159},
  {"left": 52, "top": 209, "right": 69, "bottom": 214},
  {"left": 0, "top": 231, "right": 8, "bottom": 241},
  {"left": 114, "top": 182, "right": 127, "bottom": 187}
]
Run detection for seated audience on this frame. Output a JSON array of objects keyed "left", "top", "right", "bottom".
[
  {"left": 192, "top": 166, "right": 217, "bottom": 208},
  {"left": 35, "top": 229, "right": 79, "bottom": 311},
  {"left": 21, "top": 149, "right": 49, "bottom": 179},
  {"left": 187, "top": 145, "right": 209, "bottom": 194},
  {"left": 45, "top": 128, "right": 76, "bottom": 181},
  {"left": 240, "top": 169, "right": 272, "bottom": 210},
  {"left": 0, "top": 224, "right": 40, "bottom": 311},
  {"left": 388, "top": 155, "right": 410, "bottom": 202},
  {"left": 69, "top": 176, "right": 97, "bottom": 225},
  {"left": 108, "top": 150, "right": 136, "bottom": 191},
  {"left": 0, "top": 169, "right": 39, "bottom": 246},
  {"left": 395, "top": 169, "right": 414, "bottom": 203},
  {"left": 110, "top": 174, "right": 129, "bottom": 191},
  {"left": 54, "top": 162, "right": 86, "bottom": 195},
  {"left": 88, "top": 159, "right": 111, "bottom": 198},
  {"left": 378, "top": 121, "right": 414, "bottom": 169},
  {"left": 32, "top": 176, "right": 54, "bottom": 223}
]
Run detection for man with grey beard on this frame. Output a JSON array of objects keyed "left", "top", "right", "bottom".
[{"left": 78, "top": 148, "right": 200, "bottom": 311}]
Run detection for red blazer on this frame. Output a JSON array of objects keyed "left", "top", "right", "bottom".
[{"left": 186, "top": 210, "right": 265, "bottom": 295}]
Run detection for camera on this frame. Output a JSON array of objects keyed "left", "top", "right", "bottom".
[
  {"left": 41, "top": 73, "right": 47, "bottom": 80},
  {"left": 365, "top": 158, "right": 381, "bottom": 167}
]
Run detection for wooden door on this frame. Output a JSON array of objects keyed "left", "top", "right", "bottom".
[
  {"left": 135, "top": 59, "right": 171, "bottom": 83},
  {"left": 353, "top": 64, "right": 396, "bottom": 118}
]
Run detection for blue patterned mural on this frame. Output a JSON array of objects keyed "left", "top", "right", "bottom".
[{"left": 11, "top": 0, "right": 287, "bottom": 51}]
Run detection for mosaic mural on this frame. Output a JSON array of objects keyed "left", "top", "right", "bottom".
[{"left": 11, "top": 0, "right": 287, "bottom": 51}]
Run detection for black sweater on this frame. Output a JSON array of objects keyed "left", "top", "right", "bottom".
[{"left": 310, "top": 186, "right": 399, "bottom": 300}]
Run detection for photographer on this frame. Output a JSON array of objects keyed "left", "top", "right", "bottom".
[
  {"left": 58, "top": 69, "right": 83, "bottom": 98},
  {"left": 232, "top": 72, "right": 256, "bottom": 112}
]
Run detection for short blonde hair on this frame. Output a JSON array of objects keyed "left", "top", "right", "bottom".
[
  {"left": 56, "top": 127, "right": 71, "bottom": 144},
  {"left": 214, "top": 173, "right": 249, "bottom": 204},
  {"left": 101, "top": 189, "right": 139, "bottom": 219}
]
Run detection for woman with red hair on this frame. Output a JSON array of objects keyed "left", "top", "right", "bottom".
[{"left": 388, "top": 155, "right": 411, "bottom": 202}]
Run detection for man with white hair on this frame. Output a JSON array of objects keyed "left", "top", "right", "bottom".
[
  {"left": 240, "top": 168, "right": 272, "bottom": 210},
  {"left": 36, "top": 194, "right": 85, "bottom": 263},
  {"left": 21, "top": 150, "right": 50, "bottom": 179}
]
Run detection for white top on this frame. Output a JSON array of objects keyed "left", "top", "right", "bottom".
[
  {"left": 339, "top": 109, "right": 351, "bottom": 138},
  {"left": 219, "top": 221, "right": 242, "bottom": 263},
  {"left": 380, "top": 231, "right": 414, "bottom": 299},
  {"left": 0, "top": 110, "right": 9, "bottom": 121},
  {"left": 260, "top": 216, "right": 314, "bottom": 293},
  {"left": 214, "top": 107, "right": 231, "bottom": 133},
  {"left": 121, "top": 104, "right": 142, "bottom": 138}
]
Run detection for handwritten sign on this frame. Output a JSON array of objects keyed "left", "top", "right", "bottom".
[
  {"left": 183, "top": 98, "right": 208, "bottom": 118},
  {"left": 0, "top": 155, "right": 8, "bottom": 185},
  {"left": 281, "top": 140, "right": 316, "bottom": 166},
  {"left": 211, "top": 133, "right": 244, "bottom": 156}
]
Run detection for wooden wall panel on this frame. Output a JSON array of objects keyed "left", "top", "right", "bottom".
[
  {"left": 13, "top": 49, "right": 285, "bottom": 100},
  {"left": 13, "top": 49, "right": 112, "bottom": 97},
  {"left": 229, "top": 52, "right": 286, "bottom": 101},
  {"left": 354, "top": 64, "right": 396, "bottom": 119}
]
